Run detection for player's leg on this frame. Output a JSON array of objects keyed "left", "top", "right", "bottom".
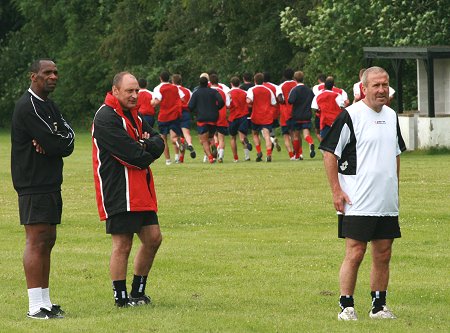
[
  {"left": 230, "top": 135, "right": 238, "bottom": 162},
  {"left": 261, "top": 127, "right": 272, "bottom": 162},
  {"left": 24, "top": 224, "right": 56, "bottom": 316},
  {"left": 369, "top": 239, "right": 396, "bottom": 318},
  {"left": 292, "top": 129, "right": 302, "bottom": 160},
  {"left": 302, "top": 128, "right": 315, "bottom": 158},
  {"left": 169, "top": 128, "right": 180, "bottom": 163},
  {"left": 110, "top": 233, "right": 133, "bottom": 306},
  {"left": 129, "top": 222, "right": 162, "bottom": 305},
  {"left": 252, "top": 129, "right": 262, "bottom": 162},
  {"left": 338, "top": 237, "right": 367, "bottom": 320}
]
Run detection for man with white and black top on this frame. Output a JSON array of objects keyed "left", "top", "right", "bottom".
[
  {"left": 320, "top": 66, "right": 406, "bottom": 321},
  {"left": 11, "top": 59, "right": 75, "bottom": 319}
]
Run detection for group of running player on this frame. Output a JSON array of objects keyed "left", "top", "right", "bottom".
[{"left": 136, "top": 68, "right": 386, "bottom": 164}]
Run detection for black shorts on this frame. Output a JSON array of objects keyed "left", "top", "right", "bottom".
[
  {"left": 106, "top": 211, "right": 159, "bottom": 234},
  {"left": 338, "top": 215, "right": 401, "bottom": 242},
  {"left": 18, "top": 192, "right": 62, "bottom": 225}
]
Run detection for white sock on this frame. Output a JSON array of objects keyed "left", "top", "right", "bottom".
[
  {"left": 175, "top": 154, "right": 179, "bottom": 161},
  {"left": 270, "top": 136, "right": 275, "bottom": 144},
  {"left": 42, "top": 288, "right": 52, "bottom": 310},
  {"left": 244, "top": 149, "right": 250, "bottom": 159},
  {"left": 28, "top": 287, "right": 44, "bottom": 315},
  {"left": 218, "top": 148, "right": 224, "bottom": 159}
]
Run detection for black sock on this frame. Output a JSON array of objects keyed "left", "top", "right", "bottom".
[
  {"left": 112, "top": 280, "right": 128, "bottom": 305},
  {"left": 339, "top": 295, "right": 354, "bottom": 310},
  {"left": 130, "top": 275, "right": 147, "bottom": 298},
  {"left": 371, "top": 291, "right": 387, "bottom": 313}
]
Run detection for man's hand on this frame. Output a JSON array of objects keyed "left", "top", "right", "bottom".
[
  {"left": 332, "top": 189, "right": 352, "bottom": 214},
  {"left": 32, "top": 139, "right": 45, "bottom": 154}
]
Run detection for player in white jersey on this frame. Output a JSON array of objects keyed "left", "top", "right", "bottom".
[{"left": 320, "top": 67, "right": 406, "bottom": 321}]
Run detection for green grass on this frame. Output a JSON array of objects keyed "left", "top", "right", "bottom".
[{"left": 0, "top": 130, "right": 449, "bottom": 332}]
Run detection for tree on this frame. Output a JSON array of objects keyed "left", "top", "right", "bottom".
[{"left": 280, "top": 0, "right": 450, "bottom": 109}]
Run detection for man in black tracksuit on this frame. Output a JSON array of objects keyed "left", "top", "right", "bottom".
[
  {"left": 11, "top": 59, "right": 75, "bottom": 319},
  {"left": 188, "top": 76, "right": 224, "bottom": 163}
]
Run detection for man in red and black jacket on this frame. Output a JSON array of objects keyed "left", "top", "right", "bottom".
[{"left": 92, "top": 72, "right": 164, "bottom": 308}]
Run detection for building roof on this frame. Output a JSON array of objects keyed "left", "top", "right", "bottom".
[{"left": 363, "top": 46, "right": 450, "bottom": 60}]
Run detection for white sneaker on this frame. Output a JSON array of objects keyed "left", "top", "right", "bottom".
[
  {"left": 369, "top": 306, "right": 397, "bottom": 319},
  {"left": 165, "top": 159, "right": 172, "bottom": 166},
  {"left": 203, "top": 155, "right": 208, "bottom": 163},
  {"left": 338, "top": 307, "right": 358, "bottom": 321}
]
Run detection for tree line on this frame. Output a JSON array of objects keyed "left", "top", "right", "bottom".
[{"left": 1, "top": 0, "right": 448, "bottom": 127}]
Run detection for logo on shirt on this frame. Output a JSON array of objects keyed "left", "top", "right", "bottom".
[
  {"left": 340, "top": 160, "right": 348, "bottom": 171},
  {"left": 374, "top": 120, "right": 386, "bottom": 124}
]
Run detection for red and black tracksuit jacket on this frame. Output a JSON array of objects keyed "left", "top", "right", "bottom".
[{"left": 92, "top": 92, "right": 164, "bottom": 220}]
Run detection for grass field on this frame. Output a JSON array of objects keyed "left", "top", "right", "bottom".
[{"left": 0, "top": 130, "right": 449, "bottom": 332}]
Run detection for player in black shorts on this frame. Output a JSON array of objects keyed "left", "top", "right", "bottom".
[
  {"left": 320, "top": 67, "right": 406, "bottom": 321},
  {"left": 92, "top": 72, "right": 165, "bottom": 308},
  {"left": 11, "top": 59, "right": 75, "bottom": 319}
]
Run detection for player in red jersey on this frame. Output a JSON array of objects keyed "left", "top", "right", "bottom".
[
  {"left": 136, "top": 79, "right": 156, "bottom": 128},
  {"left": 210, "top": 74, "right": 230, "bottom": 163},
  {"left": 311, "top": 78, "right": 345, "bottom": 140},
  {"left": 279, "top": 68, "right": 298, "bottom": 160},
  {"left": 246, "top": 73, "right": 276, "bottom": 162},
  {"left": 263, "top": 72, "right": 282, "bottom": 153},
  {"left": 152, "top": 71, "right": 184, "bottom": 165},
  {"left": 172, "top": 74, "right": 196, "bottom": 163},
  {"left": 228, "top": 76, "right": 252, "bottom": 162}
]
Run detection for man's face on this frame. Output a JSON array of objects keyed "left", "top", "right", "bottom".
[
  {"left": 362, "top": 72, "right": 389, "bottom": 111},
  {"left": 112, "top": 74, "right": 139, "bottom": 110},
  {"left": 31, "top": 60, "right": 58, "bottom": 94}
]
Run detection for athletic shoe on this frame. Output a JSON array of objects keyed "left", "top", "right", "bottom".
[
  {"left": 187, "top": 145, "right": 196, "bottom": 158},
  {"left": 338, "top": 307, "right": 358, "bottom": 321},
  {"left": 299, "top": 154, "right": 304, "bottom": 160},
  {"left": 274, "top": 137, "right": 281, "bottom": 152},
  {"left": 256, "top": 152, "right": 263, "bottom": 162},
  {"left": 165, "top": 159, "right": 171, "bottom": 166},
  {"left": 218, "top": 157, "right": 223, "bottom": 163},
  {"left": 203, "top": 155, "right": 208, "bottom": 163},
  {"left": 243, "top": 137, "right": 253, "bottom": 151},
  {"left": 233, "top": 159, "right": 239, "bottom": 163},
  {"left": 310, "top": 143, "right": 316, "bottom": 158},
  {"left": 129, "top": 295, "right": 152, "bottom": 306},
  {"left": 50, "top": 304, "right": 65, "bottom": 316},
  {"left": 369, "top": 306, "right": 397, "bottom": 319},
  {"left": 27, "top": 307, "right": 63, "bottom": 320},
  {"left": 266, "top": 155, "right": 272, "bottom": 162},
  {"left": 244, "top": 157, "right": 251, "bottom": 162},
  {"left": 290, "top": 156, "right": 297, "bottom": 161}
]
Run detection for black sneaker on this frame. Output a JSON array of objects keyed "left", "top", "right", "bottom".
[
  {"left": 187, "top": 145, "right": 196, "bottom": 158},
  {"left": 310, "top": 144, "right": 316, "bottom": 158},
  {"left": 256, "top": 152, "right": 263, "bottom": 162},
  {"left": 243, "top": 137, "right": 253, "bottom": 151},
  {"left": 27, "top": 307, "right": 63, "bottom": 320},
  {"left": 266, "top": 155, "right": 272, "bottom": 162},
  {"left": 129, "top": 295, "right": 152, "bottom": 306},
  {"left": 115, "top": 300, "right": 132, "bottom": 308},
  {"left": 50, "top": 304, "right": 65, "bottom": 316}
]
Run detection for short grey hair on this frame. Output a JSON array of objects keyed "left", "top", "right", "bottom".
[{"left": 361, "top": 66, "right": 389, "bottom": 87}]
